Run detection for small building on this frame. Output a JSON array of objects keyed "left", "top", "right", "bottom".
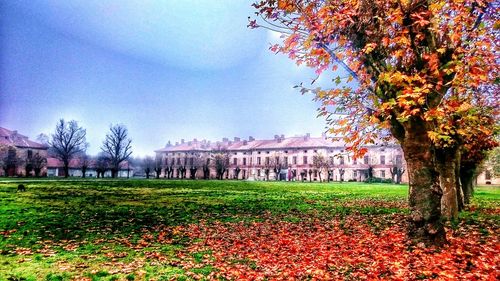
[{"left": 0, "top": 127, "right": 48, "bottom": 176}]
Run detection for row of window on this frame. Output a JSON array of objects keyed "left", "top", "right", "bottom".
[{"left": 164, "top": 155, "right": 403, "bottom": 167}]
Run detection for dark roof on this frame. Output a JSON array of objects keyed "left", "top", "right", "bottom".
[{"left": 0, "top": 127, "right": 48, "bottom": 149}]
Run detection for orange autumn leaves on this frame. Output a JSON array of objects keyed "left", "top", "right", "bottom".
[
  {"left": 251, "top": 0, "right": 499, "bottom": 157},
  {"left": 176, "top": 215, "right": 499, "bottom": 280}
]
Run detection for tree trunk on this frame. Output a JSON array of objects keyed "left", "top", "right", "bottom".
[
  {"left": 460, "top": 165, "right": 476, "bottom": 206},
  {"left": 400, "top": 123, "right": 446, "bottom": 245},
  {"left": 63, "top": 160, "right": 69, "bottom": 178},
  {"left": 435, "top": 148, "right": 459, "bottom": 220}
]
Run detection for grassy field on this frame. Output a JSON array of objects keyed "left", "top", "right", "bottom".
[{"left": 0, "top": 179, "right": 498, "bottom": 280}]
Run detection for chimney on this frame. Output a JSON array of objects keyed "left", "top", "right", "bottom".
[
  {"left": 12, "top": 130, "right": 18, "bottom": 135},
  {"left": 223, "top": 138, "right": 228, "bottom": 142},
  {"left": 181, "top": 139, "right": 185, "bottom": 144},
  {"left": 188, "top": 141, "right": 192, "bottom": 145},
  {"left": 249, "top": 136, "right": 255, "bottom": 141},
  {"left": 193, "top": 138, "right": 198, "bottom": 143},
  {"left": 243, "top": 140, "right": 248, "bottom": 145},
  {"left": 321, "top": 132, "right": 326, "bottom": 139},
  {"left": 304, "top": 133, "right": 310, "bottom": 140},
  {"left": 166, "top": 141, "right": 172, "bottom": 147},
  {"left": 175, "top": 142, "right": 179, "bottom": 146},
  {"left": 234, "top": 137, "right": 240, "bottom": 142},
  {"left": 281, "top": 134, "right": 285, "bottom": 139},
  {"left": 274, "top": 135, "right": 279, "bottom": 140}
]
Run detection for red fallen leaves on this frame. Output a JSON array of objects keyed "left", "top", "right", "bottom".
[{"left": 177, "top": 215, "right": 499, "bottom": 280}]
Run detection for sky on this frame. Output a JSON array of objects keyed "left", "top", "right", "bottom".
[{"left": 0, "top": 0, "right": 336, "bottom": 157}]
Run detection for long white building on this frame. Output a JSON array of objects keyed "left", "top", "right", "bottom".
[{"left": 155, "top": 134, "right": 408, "bottom": 183}]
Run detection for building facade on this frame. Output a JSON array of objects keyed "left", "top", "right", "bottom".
[
  {"left": 155, "top": 134, "right": 409, "bottom": 183},
  {"left": 0, "top": 127, "right": 48, "bottom": 177}
]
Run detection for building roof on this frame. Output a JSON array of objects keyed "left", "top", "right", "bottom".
[
  {"left": 0, "top": 127, "right": 48, "bottom": 149},
  {"left": 156, "top": 134, "right": 360, "bottom": 153}
]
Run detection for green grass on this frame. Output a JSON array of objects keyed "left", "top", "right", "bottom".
[{"left": 0, "top": 179, "right": 497, "bottom": 280}]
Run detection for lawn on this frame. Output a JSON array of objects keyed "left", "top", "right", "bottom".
[{"left": 0, "top": 179, "right": 498, "bottom": 280}]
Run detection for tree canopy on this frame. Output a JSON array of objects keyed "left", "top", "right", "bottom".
[{"left": 251, "top": 0, "right": 499, "bottom": 244}]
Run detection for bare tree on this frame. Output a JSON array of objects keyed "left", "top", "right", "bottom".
[
  {"left": 190, "top": 152, "right": 206, "bottom": 179},
  {"left": 263, "top": 156, "right": 274, "bottom": 181},
  {"left": 143, "top": 156, "right": 154, "bottom": 179},
  {"left": 31, "top": 152, "right": 47, "bottom": 177},
  {"left": 271, "top": 154, "right": 285, "bottom": 181},
  {"left": 212, "top": 146, "right": 230, "bottom": 180},
  {"left": 312, "top": 153, "right": 327, "bottom": 182},
  {"left": 48, "top": 119, "right": 87, "bottom": 178},
  {"left": 101, "top": 124, "right": 133, "bottom": 178},
  {"left": 77, "top": 153, "right": 90, "bottom": 178},
  {"left": 390, "top": 154, "right": 406, "bottom": 184},
  {"left": 95, "top": 154, "right": 110, "bottom": 178},
  {"left": 154, "top": 155, "right": 162, "bottom": 179}
]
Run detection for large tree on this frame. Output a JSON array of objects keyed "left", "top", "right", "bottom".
[
  {"left": 49, "top": 119, "right": 88, "bottom": 178},
  {"left": 101, "top": 124, "right": 133, "bottom": 178},
  {"left": 251, "top": 0, "right": 498, "bottom": 244}
]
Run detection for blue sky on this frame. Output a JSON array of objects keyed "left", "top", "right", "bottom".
[{"left": 0, "top": 0, "right": 332, "bottom": 157}]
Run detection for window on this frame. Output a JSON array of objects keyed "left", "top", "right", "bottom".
[
  {"left": 266, "top": 151, "right": 270, "bottom": 154},
  {"left": 330, "top": 157, "right": 334, "bottom": 165},
  {"left": 27, "top": 150, "right": 33, "bottom": 159},
  {"left": 265, "top": 157, "right": 270, "bottom": 165},
  {"left": 293, "top": 156, "right": 297, "bottom": 165},
  {"left": 396, "top": 155, "right": 403, "bottom": 165},
  {"left": 257, "top": 157, "right": 261, "bottom": 165},
  {"left": 176, "top": 158, "right": 181, "bottom": 165},
  {"left": 303, "top": 156, "right": 308, "bottom": 165},
  {"left": 243, "top": 158, "right": 247, "bottom": 166},
  {"left": 304, "top": 150, "right": 308, "bottom": 153},
  {"left": 381, "top": 170, "right": 386, "bottom": 178},
  {"left": 283, "top": 157, "right": 288, "bottom": 166},
  {"left": 314, "top": 150, "right": 317, "bottom": 153},
  {"left": 485, "top": 170, "right": 492, "bottom": 180},
  {"left": 257, "top": 169, "right": 261, "bottom": 176},
  {"left": 275, "top": 157, "right": 279, "bottom": 164},
  {"left": 380, "top": 155, "right": 386, "bottom": 165},
  {"left": 189, "top": 158, "right": 194, "bottom": 166},
  {"left": 364, "top": 155, "right": 369, "bottom": 165},
  {"left": 353, "top": 171, "right": 357, "bottom": 178},
  {"left": 233, "top": 158, "right": 237, "bottom": 165},
  {"left": 353, "top": 158, "right": 357, "bottom": 164},
  {"left": 340, "top": 156, "right": 344, "bottom": 165}
]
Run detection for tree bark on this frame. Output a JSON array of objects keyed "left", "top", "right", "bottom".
[
  {"left": 460, "top": 165, "right": 476, "bottom": 206},
  {"left": 435, "top": 148, "right": 459, "bottom": 220},
  {"left": 63, "top": 160, "right": 69, "bottom": 178},
  {"left": 400, "top": 122, "right": 446, "bottom": 245}
]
